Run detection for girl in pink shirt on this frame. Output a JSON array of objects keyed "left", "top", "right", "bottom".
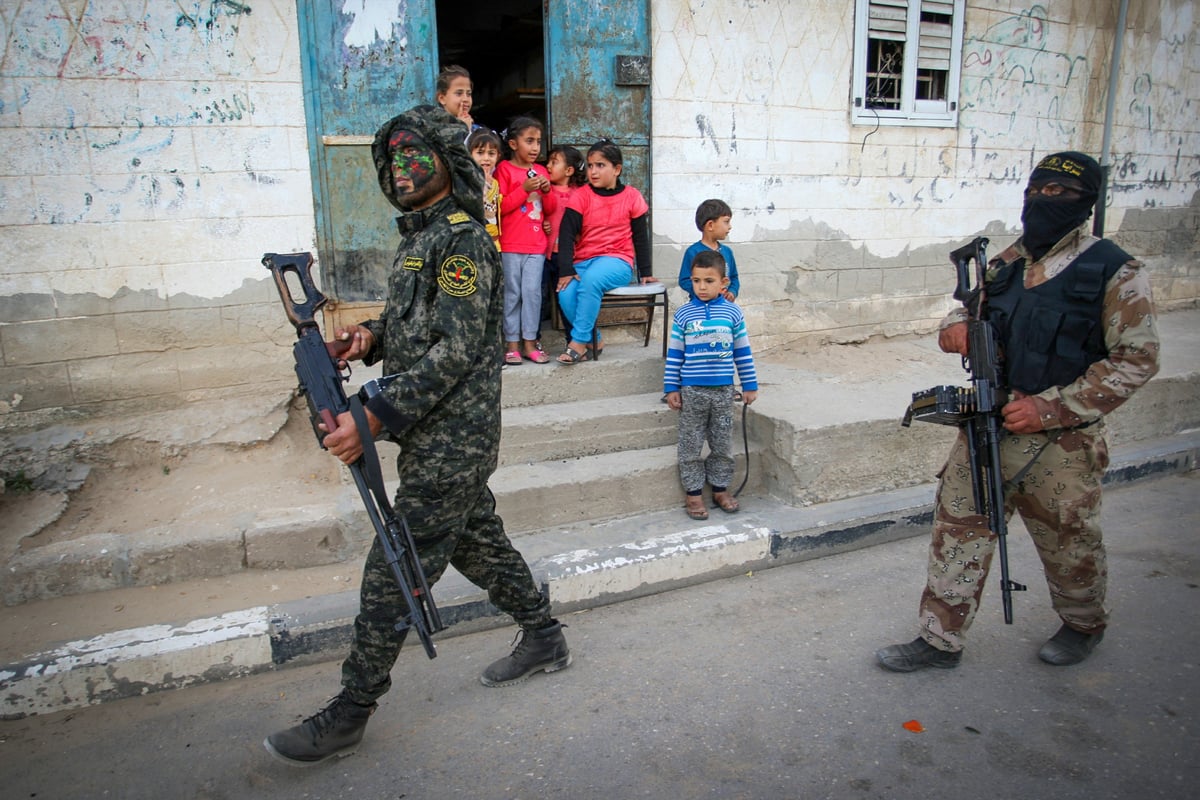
[
  {"left": 494, "top": 117, "right": 557, "bottom": 364},
  {"left": 555, "top": 140, "right": 657, "bottom": 364}
]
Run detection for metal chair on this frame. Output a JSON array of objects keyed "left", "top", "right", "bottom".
[
  {"left": 589, "top": 281, "right": 669, "bottom": 359},
  {"left": 551, "top": 278, "right": 670, "bottom": 360}
]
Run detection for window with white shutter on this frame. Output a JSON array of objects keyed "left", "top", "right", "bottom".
[{"left": 852, "top": 0, "right": 965, "bottom": 127}]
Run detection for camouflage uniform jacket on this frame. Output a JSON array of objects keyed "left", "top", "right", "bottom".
[
  {"left": 940, "top": 223, "right": 1160, "bottom": 429},
  {"left": 360, "top": 195, "right": 504, "bottom": 461}
]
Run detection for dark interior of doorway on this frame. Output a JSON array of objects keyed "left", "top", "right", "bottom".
[{"left": 435, "top": 1, "right": 548, "bottom": 138}]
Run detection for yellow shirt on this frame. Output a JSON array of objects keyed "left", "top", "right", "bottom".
[{"left": 483, "top": 177, "right": 501, "bottom": 251}]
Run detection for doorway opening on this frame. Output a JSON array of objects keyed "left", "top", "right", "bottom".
[{"left": 435, "top": 1, "right": 548, "bottom": 139}]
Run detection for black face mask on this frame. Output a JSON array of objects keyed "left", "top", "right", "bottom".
[{"left": 1020, "top": 195, "right": 1094, "bottom": 261}]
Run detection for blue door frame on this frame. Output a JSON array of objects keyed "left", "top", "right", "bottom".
[
  {"left": 546, "top": 0, "right": 652, "bottom": 198},
  {"left": 296, "top": 0, "right": 438, "bottom": 302},
  {"left": 298, "top": 0, "right": 651, "bottom": 302}
]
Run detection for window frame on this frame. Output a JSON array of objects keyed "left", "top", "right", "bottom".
[{"left": 851, "top": 0, "right": 966, "bottom": 128}]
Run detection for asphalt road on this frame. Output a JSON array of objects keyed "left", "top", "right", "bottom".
[{"left": 2, "top": 472, "right": 1197, "bottom": 800}]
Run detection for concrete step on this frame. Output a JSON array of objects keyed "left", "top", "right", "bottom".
[
  {"left": 3, "top": 312, "right": 1198, "bottom": 609},
  {"left": 497, "top": 339, "right": 664, "bottom": 408},
  {"left": 493, "top": 444, "right": 756, "bottom": 533},
  {"left": 499, "top": 391, "right": 675, "bottom": 467},
  {"left": 2, "top": 431, "right": 1195, "bottom": 719}
]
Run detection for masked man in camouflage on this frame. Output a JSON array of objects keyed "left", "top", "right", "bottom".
[
  {"left": 877, "top": 151, "right": 1160, "bottom": 672},
  {"left": 265, "top": 105, "right": 570, "bottom": 766}
]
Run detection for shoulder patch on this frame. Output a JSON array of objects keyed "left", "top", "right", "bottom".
[
  {"left": 402, "top": 256, "right": 423, "bottom": 271},
  {"left": 437, "top": 255, "right": 478, "bottom": 297},
  {"left": 446, "top": 211, "right": 471, "bottom": 225}
]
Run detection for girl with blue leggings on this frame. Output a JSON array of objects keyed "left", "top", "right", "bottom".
[{"left": 555, "top": 140, "right": 657, "bottom": 363}]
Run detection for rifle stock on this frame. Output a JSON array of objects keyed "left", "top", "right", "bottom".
[
  {"left": 903, "top": 237, "right": 1027, "bottom": 623},
  {"left": 263, "top": 251, "right": 445, "bottom": 657}
]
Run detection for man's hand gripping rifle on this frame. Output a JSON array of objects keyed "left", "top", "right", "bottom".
[
  {"left": 902, "top": 237, "right": 1027, "bottom": 623},
  {"left": 263, "top": 252, "right": 445, "bottom": 657}
]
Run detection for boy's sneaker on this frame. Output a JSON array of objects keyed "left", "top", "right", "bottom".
[
  {"left": 876, "top": 637, "right": 962, "bottom": 672},
  {"left": 480, "top": 620, "right": 572, "bottom": 687},
  {"left": 263, "top": 691, "right": 376, "bottom": 766}
]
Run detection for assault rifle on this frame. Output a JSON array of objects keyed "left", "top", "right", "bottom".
[
  {"left": 263, "top": 251, "right": 445, "bottom": 657},
  {"left": 902, "top": 237, "right": 1027, "bottom": 623}
]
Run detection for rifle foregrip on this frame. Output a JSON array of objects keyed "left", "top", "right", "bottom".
[{"left": 293, "top": 331, "right": 350, "bottom": 447}]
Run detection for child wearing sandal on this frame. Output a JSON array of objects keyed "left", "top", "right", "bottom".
[
  {"left": 495, "top": 116, "right": 556, "bottom": 364},
  {"left": 555, "top": 139, "right": 656, "bottom": 363},
  {"left": 663, "top": 249, "right": 758, "bottom": 520}
]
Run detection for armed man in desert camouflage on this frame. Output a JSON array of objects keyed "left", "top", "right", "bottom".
[
  {"left": 877, "top": 151, "right": 1160, "bottom": 672},
  {"left": 264, "top": 105, "right": 570, "bottom": 766}
]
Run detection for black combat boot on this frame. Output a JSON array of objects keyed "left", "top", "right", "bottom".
[
  {"left": 876, "top": 637, "right": 963, "bottom": 672},
  {"left": 480, "top": 620, "right": 572, "bottom": 687},
  {"left": 263, "top": 691, "right": 376, "bottom": 766},
  {"left": 1038, "top": 623, "right": 1104, "bottom": 666}
]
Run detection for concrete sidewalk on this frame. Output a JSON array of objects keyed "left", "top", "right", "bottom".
[
  {"left": 2, "top": 309, "right": 1198, "bottom": 719},
  {"left": 3, "top": 429, "right": 1196, "bottom": 720}
]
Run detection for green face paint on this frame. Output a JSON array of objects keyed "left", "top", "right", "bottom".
[{"left": 389, "top": 130, "right": 439, "bottom": 194}]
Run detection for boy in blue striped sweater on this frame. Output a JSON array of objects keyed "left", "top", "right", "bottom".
[{"left": 664, "top": 249, "right": 758, "bottom": 520}]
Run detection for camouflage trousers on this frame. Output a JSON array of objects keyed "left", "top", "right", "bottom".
[
  {"left": 918, "top": 424, "right": 1110, "bottom": 653},
  {"left": 677, "top": 385, "right": 736, "bottom": 492},
  {"left": 341, "top": 451, "right": 551, "bottom": 704}
]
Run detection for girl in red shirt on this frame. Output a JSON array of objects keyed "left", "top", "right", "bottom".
[
  {"left": 555, "top": 140, "right": 657, "bottom": 364},
  {"left": 494, "top": 117, "right": 556, "bottom": 364}
]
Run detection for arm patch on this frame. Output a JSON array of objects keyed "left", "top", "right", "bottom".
[{"left": 438, "top": 255, "right": 478, "bottom": 296}]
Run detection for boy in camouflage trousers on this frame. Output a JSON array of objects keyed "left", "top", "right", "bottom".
[{"left": 265, "top": 105, "right": 570, "bottom": 767}]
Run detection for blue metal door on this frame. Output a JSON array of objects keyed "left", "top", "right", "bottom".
[
  {"left": 297, "top": 1, "right": 652, "bottom": 301},
  {"left": 297, "top": 0, "right": 438, "bottom": 302},
  {"left": 546, "top": 0, "right": 652, "bottom": 200}
]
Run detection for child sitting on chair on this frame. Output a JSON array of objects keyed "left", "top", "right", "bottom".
[{"left": 555, "top": 139, "right": 658, "bottom": 363}]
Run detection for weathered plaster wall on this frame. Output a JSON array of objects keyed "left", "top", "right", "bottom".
[
  {"left": 650, "top": 0, "right": 1200, "bottom": 348},
  {"left": 0, "top": 0, "right": 314, "bottom": 414},
  {"left": 1, "top": 1, "right": 1197, "bottom": 416}
]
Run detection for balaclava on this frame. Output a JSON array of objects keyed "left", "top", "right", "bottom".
[
  {"left": 1020, "top": 151, "right": 1102, "bottom": 261},
  {"left": 372, "top": 104, "right": 485, "bottom": 223}
]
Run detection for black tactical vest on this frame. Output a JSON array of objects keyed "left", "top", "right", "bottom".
[{"left": 983, "top": 239, "right": 1130, "bottom": 394}]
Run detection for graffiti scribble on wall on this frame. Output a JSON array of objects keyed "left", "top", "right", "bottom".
[
  {"left": 960, "top": 5, "right": 1089, "bottom": 146},
  {"left": 4, "top": 1, "right": 254, "bottom": 79}
]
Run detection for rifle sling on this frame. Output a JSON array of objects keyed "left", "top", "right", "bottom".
[{"left": 1000, "top": 428, "right": 1064, "bottom": 495}]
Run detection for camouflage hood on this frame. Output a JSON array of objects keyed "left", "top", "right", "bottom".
[{"left": 372, "top": 104, "right": 485, "bottom": 223}]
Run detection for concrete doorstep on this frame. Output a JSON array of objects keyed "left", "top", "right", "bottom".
[{"left": 3, "top": 429, "right": 1196, "bottom": 720}]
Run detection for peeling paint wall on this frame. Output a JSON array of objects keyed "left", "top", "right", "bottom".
[
  {"left": 650, "top": 1, "right": 1200, "bottom": 347},
  {"left": 0, "top": 1, "right": 314, "bottom": 413},
  {"left": 1, "top": 1, "right": 1198, "bottom": 416}
]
